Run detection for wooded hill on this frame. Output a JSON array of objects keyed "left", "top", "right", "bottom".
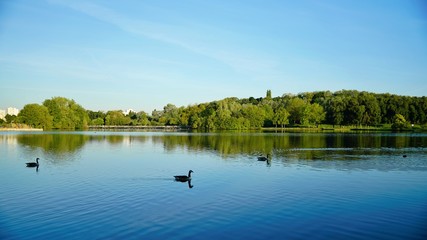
[{"left": 6, "top": 90, "right": 427, "bottom": 130}]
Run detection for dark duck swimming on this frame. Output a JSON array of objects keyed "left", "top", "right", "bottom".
[
  {"left": 257, "top": 154, "right": 271, "bottom": 161},
  {"left": 174, "top": 170, "right": 193, "bottom": 182},
  {"left": 26, "top": 158, "right": 40, "bottom": 167}
]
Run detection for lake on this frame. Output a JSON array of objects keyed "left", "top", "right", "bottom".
[{"left": 1, "top": 131, "right": 427, "bottom": 239}]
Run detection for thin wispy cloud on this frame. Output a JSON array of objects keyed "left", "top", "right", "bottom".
[
  {"left": 2, "top": 0, "right": 425, "bottom": 111},
  {"left": 0, "top": 55, "right": 112, "bottom": 82},
  {"left": 50, "top": 0, "right": 281, "bottom": 80}
]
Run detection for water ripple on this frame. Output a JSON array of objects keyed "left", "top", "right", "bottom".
[{"left": 2, "top": 132, "right": 427, "bottom": 239}]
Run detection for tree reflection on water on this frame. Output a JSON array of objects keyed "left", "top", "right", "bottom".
[{"left": 12, "top": 131, "right": 427, "bottom": 171}]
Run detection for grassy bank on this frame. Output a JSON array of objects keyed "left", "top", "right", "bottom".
[
  {"left": 262, "top": 124, "right": 427, "bottom": 132},
  {"left": 1, "top": 127, "right": 43, "bottom": 131},
  {"left": 0, "top": 123, "right": 43, "bottom": 131}
]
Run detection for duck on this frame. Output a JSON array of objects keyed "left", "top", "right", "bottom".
[
  {"left": 174, "top": 170, "right": 193, "bottom": 182},
  {"left": 26, "top": 158, "right": 40, "bottom": 167},
  {"left": 257, "top": 154, "right": 271, "bottom": 161}
]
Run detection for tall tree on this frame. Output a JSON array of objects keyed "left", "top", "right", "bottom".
[
  {"left": 266, "top": 89, "right": 272, "bottom": 99},
  {"left": 303, "top": 103, "right": 325, "bottom": 126},
  {"left": 392, "top": 114, "right": 410, "bottom": 130},
  {"left": 272, "top": 107, "right": 290, "bottom": 128},
  {"left": 105, "top": 111, "right": 131, "bottom": 125},
  {"left": 43, "top": 97, "right": 89, "bottom": 129},
  {"left": 329, "top": 95, "right": 345, "bottom": 126},
  {"left": 162, "top": 103, "right": 179, "bottom": 125},
  {"left": 358, "top": 92, "right": 381, "bottom": 125},
  {"left": 18, "top": 104, "right": 53, "bottom": 129},
  {"left": 5, "top": 114, "right": 17, "bottom": 124},
  {"left": 286, "top": 97, "right": 307, "bottom": 125}
]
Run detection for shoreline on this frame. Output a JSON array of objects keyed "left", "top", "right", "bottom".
[{"left": 0, "top": 128, "right": 43, "bottom": 131}]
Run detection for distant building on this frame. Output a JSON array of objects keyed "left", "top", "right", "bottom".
[
  {"left": 7, "top": 107, "right": 20, "bottom": 116},
  {"left": 0, "top": 109, "right": 5, "bottom": 120},
  {"left": 123, "top": 109, "right": 135, "bottom": 115}
]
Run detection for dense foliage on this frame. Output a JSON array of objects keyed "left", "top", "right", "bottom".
[
  {"left": 10, "top": 90, "right": 427, "bottom": 130},
  {"left": 43, "top": 97, "right": 89, "bottom": 129},
  {"left": 15, "top": 97, "right": 89, "bottom": 130},
  {"left": 18, "top": 104, "right": 53, "bottom": 129},
  {"left": 143, "top": 90, "right": 426, "bottom": 130}
]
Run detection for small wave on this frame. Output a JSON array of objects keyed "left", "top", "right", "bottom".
[{"left": 128, "top": 177, "right": 174, "bottom": 181}]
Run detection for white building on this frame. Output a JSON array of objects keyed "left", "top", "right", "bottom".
[
  {"left": 0, "top": 109, "right": 5, "bottom": 120},
  {"left": 123, "top": 109, "right": 136, "bottom": 115},
  {"left": 7, "top": 107, "right": 20, "bottom": 116}
]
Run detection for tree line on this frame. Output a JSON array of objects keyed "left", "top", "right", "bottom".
[{"left": 4, "top": 90, "right": 427, "bottom": 130}]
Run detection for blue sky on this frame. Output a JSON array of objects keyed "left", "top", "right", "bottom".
[{"left": 1, "top": 0, "right": 426, "bottom": 113}]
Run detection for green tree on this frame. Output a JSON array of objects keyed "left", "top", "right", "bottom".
[
  {"left": 358, "top": 92, "right": 381, "bottom": 126},
  {"left": 260, "top": 98, "right": 275, "bottom": 127},
  {"left": 186, "top": 104, "right": 204, "bottom": 129},
  {"left": 298, "top": 92, "right": 314, "bottom": 103},
  {"left": 266, "top": 89, "right": 272, "bottom": 99},
  {"left": 18, "top": 104, "right": 53, "bottom": 129},
  {"left": 326, "top": 95, "right": 344, "bottom": 126},
  {"left": 87, "top": 110, "right": 106, "bottom": 122},
  {"left": 162, "top": 103, "right": 179, "bottom": 125},
  {"left": 272, "top": 107, "right": 290, "bottom": 128},
  {"left": 105, "top": 111, "right": 131, "bottom": 125},
  {"left": 342, "top": 92, "right": 361, "bottom": 125},
  {"left": 136, "top": 111, "right": 150, "bottom": 125},
  {"left": 303, "top": 103, "right": 325, "bottom": 126},
  {"left": 5, "top": 114, "right": 17, "bottom": 124},
  {"left": 240, "top": 104, "right": 265, "bottom": 129},
  {"left": 414, "top": 97, "right": 427, "bottom": 124},
  {"left": 91, "top": 118, "right": 104, "bottom": 125},
  {"left": 43, "top": 97, "right": 89, "bottom": 129},
  {"left": 151, "top": 109, "right": 163, "bottom": 125},
  {"left": 392, "top": 114, "right": 410, "bottom": 130},
  {"left": 286, "top": 97, "right": 307, "bottom": 125},
  {"left": 71, "top": 102, "right": 90, "bottom": 129},
  {"left": 201, "top": 102, "right": 217, "bottom": 130}
]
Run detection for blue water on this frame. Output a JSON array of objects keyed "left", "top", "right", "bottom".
[{"left": 1, "top": 131, "right": 427, "bottom": 239}]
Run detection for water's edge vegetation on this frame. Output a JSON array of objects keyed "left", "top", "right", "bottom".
[{"left": 2, "top": 89, "right": 427, "bottom": 131}]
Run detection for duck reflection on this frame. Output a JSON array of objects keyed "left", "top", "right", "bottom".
[
  {"left": 187, "top": 180, "right": 193, "bottom": 188},
  {"left": 26, "top": 165, "right": 39, "bottom": 173},
  {"left": 174, "top": 179, "right": 194, "bottom": 189}
]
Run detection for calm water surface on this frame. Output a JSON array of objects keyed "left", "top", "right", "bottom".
[{"left": 1, "top": 131, "right": 427, "bottom": 239}]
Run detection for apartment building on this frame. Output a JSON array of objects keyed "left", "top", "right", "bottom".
[{"left": 0, "top": 107, "right": 20, "bottom": 120}]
